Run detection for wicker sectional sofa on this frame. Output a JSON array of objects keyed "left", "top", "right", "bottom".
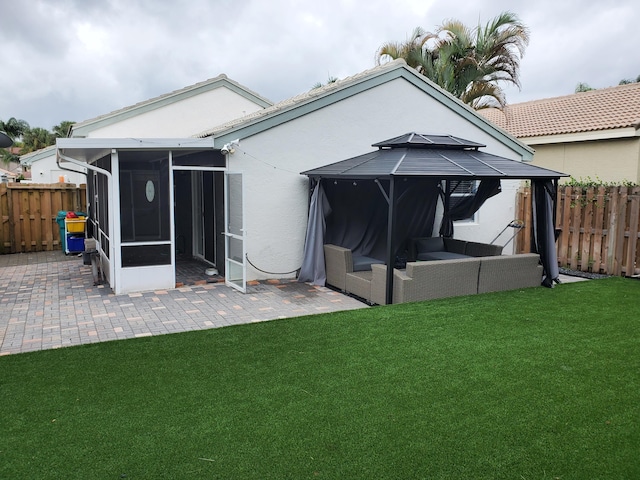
[
  {"left": 323, "top": 242, "right": 543, "bottom": 305},
  {"left": 370, "top": 253, "right": 542, "bottom": 305}
]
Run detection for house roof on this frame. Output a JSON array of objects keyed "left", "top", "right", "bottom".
[
  {"left": 57, "top": 137, "right": 216, "bottom": 164},
  {"left": 479, "top": 82, "right": 640, "bottom": 138},
  {"left": 302, "top": 133, "right": 566, "bottom": 180},
  {"left": 71, "top": 74, "right": 273, "bottom": 137},
  {"left": 0, "top": 167, "right": 17, "bottom": 179},
  {"left": 19, "top": 145, "right": 57, "bottom": 166},
  {"left": 196, "top": 60, "right": 534, "bottom": 161}
]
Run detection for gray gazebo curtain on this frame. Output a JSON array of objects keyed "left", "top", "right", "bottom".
[
  {"left": 298, "top": 182, "right": 331, "bottom": 285},
  {"left": 321, "top": 178, "right": 440, "bottom": 262},
  {"left": 439, "top": 179, "right": 502, "bottom": 237},
  {"left": 532, "top": 179, "right": 560, "bottom": 287}
]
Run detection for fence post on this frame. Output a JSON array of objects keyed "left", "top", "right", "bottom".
[
  {"left": 606, "top": 187, "right": 619, "bottom": 275},
  {"left": 625, "top": 186, "right": 640, "bottom": 276},
  {"left": 592, "top": 186, "right": 606, "bottom": 273}
]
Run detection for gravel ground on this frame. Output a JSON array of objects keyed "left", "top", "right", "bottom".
[{"left": 559, "top": 267, "right": 612, "bottom": 280}]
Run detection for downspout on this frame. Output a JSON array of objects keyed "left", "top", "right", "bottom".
[
  {"left": 56, "top": 154, "right": 87, "bottom": 177},
  {"left": 57, "top": 151, "right": 116, "bottom": 289}
]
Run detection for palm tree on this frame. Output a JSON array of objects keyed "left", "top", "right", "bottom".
[
  {"left": 376, "top": 12, "right": 529, "bottom": 110},
  {"left": 52, "top": 120, "right": 75, "bottom": 138},
  {"left": 0, "top": 117, "right": 30, "bottom": 140},
  {"left": 312, "top": 75, "right": 339, "bottom": 89},
  {"left": 20, "top": 127, "right": 55, "bottom": 154}
]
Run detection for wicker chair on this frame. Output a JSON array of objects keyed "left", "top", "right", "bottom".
[{"left": 323, "top": 244, "right": 382, "bottom": 299}]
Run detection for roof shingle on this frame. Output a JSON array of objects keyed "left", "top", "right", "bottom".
[{"left": 479, "top": 82, "right": 640, "bottom": 138}]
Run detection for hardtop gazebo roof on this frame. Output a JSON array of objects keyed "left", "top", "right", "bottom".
[{"left": 302, "top": 132, "right": 566, "bottom": 180}]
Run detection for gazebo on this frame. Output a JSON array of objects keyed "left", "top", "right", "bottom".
[{"left": 300, "top": 133, "right": 568, "bottom": 304}]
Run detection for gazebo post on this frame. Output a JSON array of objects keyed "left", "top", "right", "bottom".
[{"left": 385, "top": 176, "right": 397, "bottom": 304}]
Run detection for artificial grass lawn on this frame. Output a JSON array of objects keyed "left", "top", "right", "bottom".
[{"left": 1, "top": 278, "right": 639, "bottom": 479}]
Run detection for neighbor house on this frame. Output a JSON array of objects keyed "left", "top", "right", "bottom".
[
  {"left": 21, "top": 74, "right": 272, "bottom": 185},
  {"left": 19, "top": 145, "right": 81, "bottom": 184},
  {"left": 480, "top": 82, "right": 640, "bottom": 183},
  {"left": 0, "top": 166, "right": 18, "bottom": 182},
  {"left": 58, "top": 59, "right": 544, "bottom": 294}
]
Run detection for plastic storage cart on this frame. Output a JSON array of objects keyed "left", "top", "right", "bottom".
[{"left": 64, "top": 217, "right": 86, "bottom": 254}]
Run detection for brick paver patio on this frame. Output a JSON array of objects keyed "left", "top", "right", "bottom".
[{"left": 0, "top": 251, "right": 367, "bottom": 355}]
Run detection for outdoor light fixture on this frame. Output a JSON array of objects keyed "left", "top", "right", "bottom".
[{"left": 220, "top": 139, "right": 240, "bottom": 155}]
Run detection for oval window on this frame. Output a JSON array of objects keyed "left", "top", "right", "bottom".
[{"left": 145, "top": 180, "right": 155, "bottom": 202}]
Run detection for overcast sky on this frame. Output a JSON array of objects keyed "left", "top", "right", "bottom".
[{"left": 1, "top": 0, "right": 638, "bottom": 130}]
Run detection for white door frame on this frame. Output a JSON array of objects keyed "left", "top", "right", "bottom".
[{"left": 223, "top": 172, "right": 246, "bottom": 293}]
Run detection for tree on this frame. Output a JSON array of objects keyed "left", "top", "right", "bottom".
[
  {"left": 619, "top": 75, "right": 640, "bottom": 85},
  {"left": 52, "top": 120, "right": 75, "bottom": 138},
  {"left": 575, "top": 82, "right": 595, "bottom": 93},
  {"left": 20, "top": 127, "right": 55, "bottom": 154},
  {"left": 0, "top": 117, "right": 30, "bottom": 140},
  {"left": 312, "top": 75, "right": 339, "bottom": 89},
  {"left": 376, "top": 11, "right": 530, "bottom": 110},
  {"left": 1, "top": 118, "right": 76, "bottom": 165}
]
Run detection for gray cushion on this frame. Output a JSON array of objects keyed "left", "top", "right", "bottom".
[
  {"left": 353, "top": 255, "right": 383, "bottom": 272},
  {"left": 417, "top": 251, "right": 470, "bottom": 261},
  {"left": 415, "top": 237, "right": 445, "bottom": 253}
]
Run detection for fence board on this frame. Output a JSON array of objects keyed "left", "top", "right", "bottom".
[
  {"left": 558, "top": 186, "right": 572, "bottom": 266},
  {"left": 605, "top": 188, "right": 618, "bottom": 274},
  {"left": 592, "top": 187, "right": 606, "bottom": 272},
  {"left": 41, "top": 190, "right": 54, "bottom": 249},
  {"left": 515, "top": 186, "right": 531, "bottom": 254},
  {"left": 570, "top": 189, "right": 582, "bottom": 270},
  {"left": 0, "top": 183, "right": 86, "bottom": 254},
  {"left": 615, "top": 188, "right": 628, "bottom": 276},
  {"left": 580, "top": 188, "right": 594, "bottom": 270},
  {"left": 624, "top": 187, "right": 639, "bottom": 276}
]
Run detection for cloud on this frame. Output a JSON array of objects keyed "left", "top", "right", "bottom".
[{"left": 1, "top": 0, "right": 638, "bottom": 129}]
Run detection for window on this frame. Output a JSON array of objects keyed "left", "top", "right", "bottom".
[{"left": 449, "top": 180, "right": 479, "bottom": 222}]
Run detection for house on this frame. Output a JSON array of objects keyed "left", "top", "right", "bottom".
[
  {"left": 58, "top": 59, "right": 540, "bottom": 294},
  {"left": 0, "top": 166, "right": 18, "bottom": 182},
  {"left": 21, "top": 74, "right": 272, "bottom": 185},
  {"left": 479, "top": 82, "right": 640, "bottom": 183},
  {"left": 19, "top": 146, "right": 82, "bottom": 184}
]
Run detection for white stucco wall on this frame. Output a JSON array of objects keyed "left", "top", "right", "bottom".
[
  {"left": 84, "top": 87, "right": 265, "bottom": 138},
  {"left": 27, "top": 152, "right": 87, "bottom": 186},
  {"left": 228, "top": 78, "right": 526, "bottom": 280}
]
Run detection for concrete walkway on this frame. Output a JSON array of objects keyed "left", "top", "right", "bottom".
[{"left": 0, "top": 251, "right": 367, "bottom": 356}]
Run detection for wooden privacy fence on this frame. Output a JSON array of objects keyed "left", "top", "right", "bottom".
[
  {"left": 0, "top": 183, "right": 87, "bottom": 254},
  {"left": 516, "top": 185, "right": 640, "bottom": 277}
]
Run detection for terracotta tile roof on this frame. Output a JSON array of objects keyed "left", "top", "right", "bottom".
[{"left": 479, "top": 82, "right": 640, "bottom": 138}]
